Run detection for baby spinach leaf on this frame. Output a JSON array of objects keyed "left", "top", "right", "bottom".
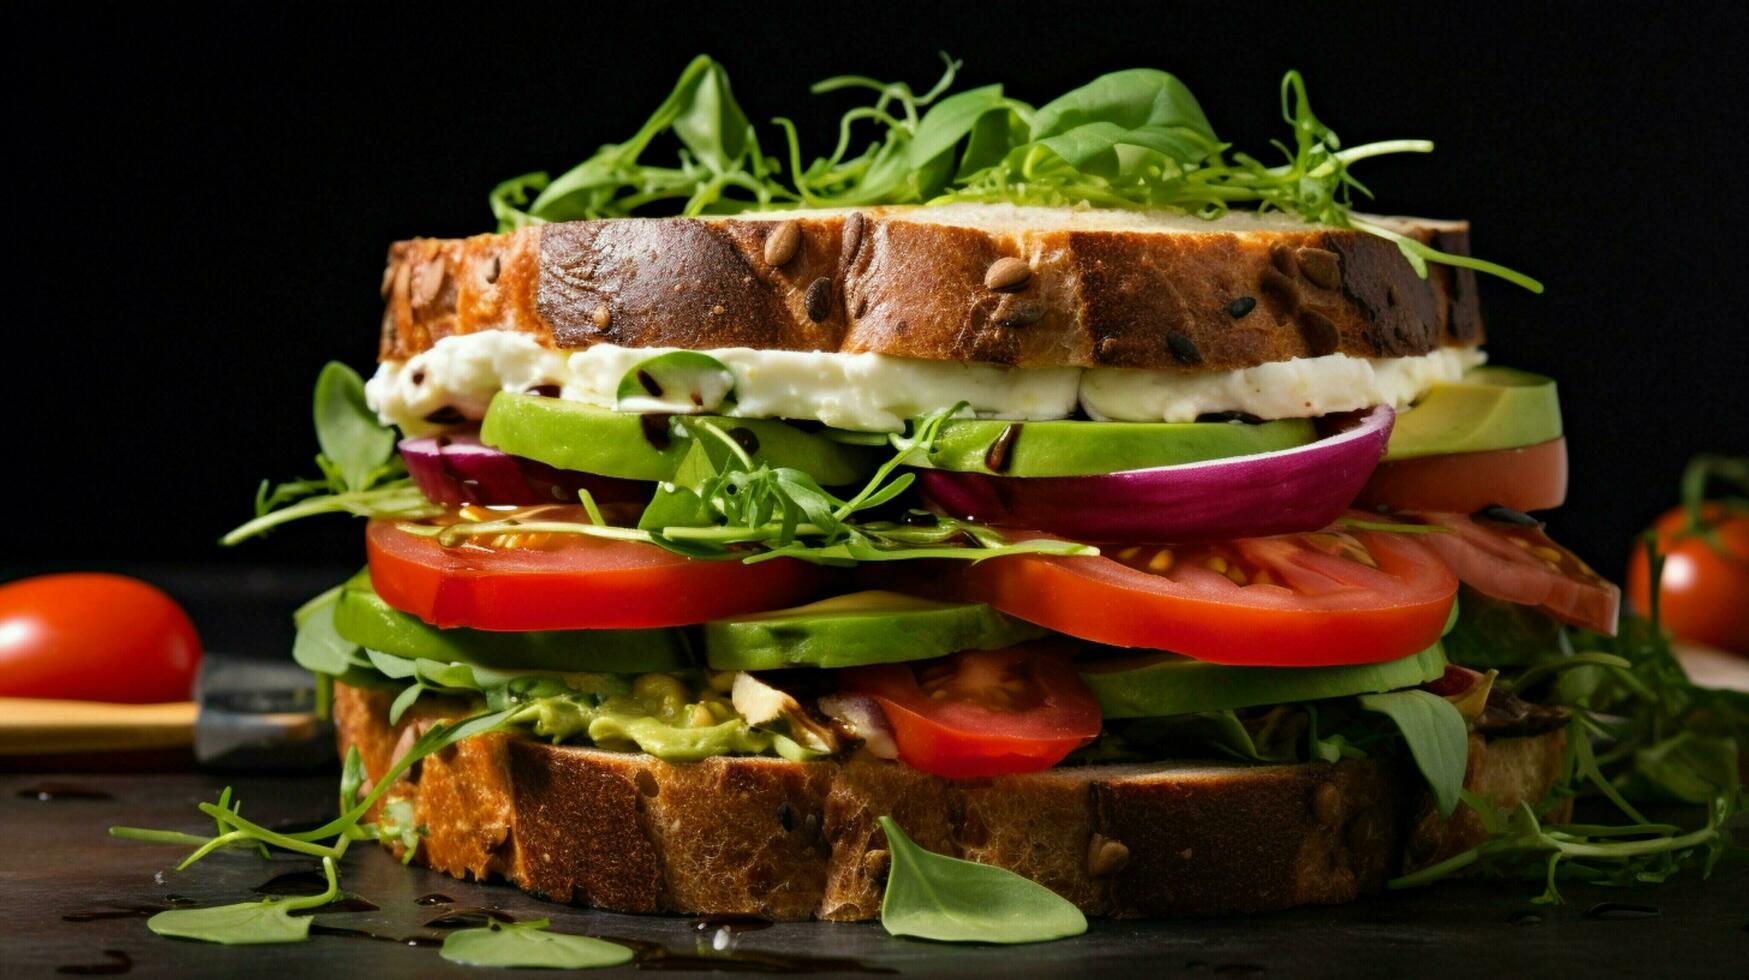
[
  {"left": 1358, "top": 689, "right": 1468, "bottom": 817},
  {"left": 908, "top": 84, "right": 1008, "bottom": 171},
  {"left": 313, "top": 361, "right": 395, "bottom": 493},
  {"left": 669, "top": 57, "right": 752, "bottom": 174},
  {"left": 291, "top": 586, "right": 360, "bottom": 676},
  {"left": 1027, "top": 68, "right": 1215, "bottom": 146},
  {"left": 878, "top": 816, "right": 1086, "bottom": 944},
  {"left": 147, "top": 857, "right": 339, "bottom": 945},
  {"left": 440, "top": 918, "right": 634, "bottom": 969}
]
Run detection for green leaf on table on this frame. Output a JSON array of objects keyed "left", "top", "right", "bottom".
[
  {"left": 147, "top": 856, "right": 339, "bottom": 945},
  {"left": 439, "top": 917, "right": 634, "bottom": 969},
  {"left": 313, "top": 361, "right": 396, "bottom": 492},
  {"left": 877, "top": 815, "right": 1086, "bottom": 944},
  {"left": 1358, "top": 689, "right": 1469, "bottom": 818}
]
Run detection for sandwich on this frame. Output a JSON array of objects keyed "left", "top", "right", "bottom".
[{"left": 126, "top": 56, "right": 1742, "bottom": 941}]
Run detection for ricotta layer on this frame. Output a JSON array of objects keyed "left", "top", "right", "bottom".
[{"left": 365, "top": 331, "right": 1483, "bottom": 436}]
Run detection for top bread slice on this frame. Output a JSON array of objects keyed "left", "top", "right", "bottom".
[{"left": 379, "top": 204, "right": 1483, "bottom": 373}]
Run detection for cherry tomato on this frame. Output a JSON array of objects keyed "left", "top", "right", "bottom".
[
  {"left": 366, "top": 510, "right": 823, "bottom": 630},
  {"left": 1407, "top": 511, "right": 1620, "bottom": 634},
  {"left": 1626, "top": 504, "right": 1749, "bottom": 654},
  {"left": 0, "top": 573, "right": 202, "bottom": 703},
  {"left": 1357, "top": 438, "right": 1568, "bottom": 514},
  {"left": 839, "top": 643, "right": 1101, "bottom": 778},
  {"left": 936, "top": 525, "right": 1456, "bottom": 666}
]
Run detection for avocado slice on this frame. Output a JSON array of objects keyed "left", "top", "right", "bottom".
[
  {"left": 704, "top": 590, "right": 1045, "bottom": 669},
  {"left": 908, "top": 416, "right": 1316, "bottom": 477},
  {"left": 480, "top": 392, "right": 877, "bottom": 485},
  {"left": 334, "top": 571, "right": 689, "bottom": 674},
  {"left": 1080, "top": 643, "right": 1448, "bottom": 719},
  {"left": 1385, "top": 367, "right": 1562, "bottom": 461}
]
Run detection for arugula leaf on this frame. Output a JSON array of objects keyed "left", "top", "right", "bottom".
[
  {"left": 495, "top": 56, "right": 1538, "bottom": 290},
  {"left": 440, "top": 918, "right": 633, "bottom": 969},
  {"left": 1358, "top": 689, "right": 1468, "bottom": 817},
  {"left": 147, "top": 856, "right": 339, "bottom": 945},
  {"left": 313, "top": 362, "right": 396, "bottom": 492},
  {"left": 877, "top": 816, "right": 1086, "bottom": 944}
]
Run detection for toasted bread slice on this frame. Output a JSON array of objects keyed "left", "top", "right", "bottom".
[
  {"left": 333, "top": 682, "right": 1561, "bottom": 920},
  {"left": 379, "top": 205, "right": 1482, "bottom": 373}
]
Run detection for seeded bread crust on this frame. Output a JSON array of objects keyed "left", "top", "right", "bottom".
[
  {"left": 333, "top": 683, "right": 1562, "bottom": 921},
  {"left": 378, "top": 205, "right": 1483, "bottom": 372}
]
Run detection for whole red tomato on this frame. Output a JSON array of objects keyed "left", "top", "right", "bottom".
[
  {"left": 1626, "top": 504, "right": 1749, "bottom": 655},
  {"left": 0, "top": 573, "right": 202, "bottom": 702}
]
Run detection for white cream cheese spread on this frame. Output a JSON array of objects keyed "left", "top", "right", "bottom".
[{"left": 365, "top": 330, "right": 1483, "bottom": 435}]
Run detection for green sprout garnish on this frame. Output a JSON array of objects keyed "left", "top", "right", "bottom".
[{"left": 493, "top": 54, "right": 1540, "bottom": 292}]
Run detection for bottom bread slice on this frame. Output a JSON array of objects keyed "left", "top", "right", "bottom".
[{"left": 332, "top": 683, "right": 1566, "bottom": 920}]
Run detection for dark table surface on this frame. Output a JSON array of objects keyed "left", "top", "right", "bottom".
[
  {"left": 1, "top": 564, "right": 1745, "bottom": 978},
  {"left": 6, "top": 772, "right": 1745, "bottom": 978}
]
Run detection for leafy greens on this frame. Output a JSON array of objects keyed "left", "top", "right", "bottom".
[
  {"left": 408, "top": 405, "right": 1096, "bottom": 566},
  {"left": 440, "top": 918, "right": 634, "bottom": 969},
  {"left": 1392, "top": 530, "right": 1747, "bottom": 903},
  {"left": 493, "top": 55, "right": 1540, "bottom": 291},
  {"left": 223, "top": 362, "right": 435, "bottom": 546},
  {"left": 1358, "top": 689, "right": 1469, "bottom": 818},
  {"left": 877, "top": 816, "right": 1087, "bottom": 944},
  {"left": 145, "top": 856, "right": 339, "bottom": 945}
]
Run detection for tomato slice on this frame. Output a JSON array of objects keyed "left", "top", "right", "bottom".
[
  {"left": 940, "top": 526, "right": 1456, "bottom": 666},
  {"left": 366, "top": 514, "right": 823, "bottom": 630},
  {"left": 1407, "top": 511, "right": 1621, "bottom": 634},
  {"left": 1357, "top": 438, "right": 1568, "bottom": 514},
  {"left": 839, "top": 644, "right": 1101, "bottom": 778}
]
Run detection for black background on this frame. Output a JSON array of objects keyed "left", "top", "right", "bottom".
[{"left": 5, "top": 2, "right": 1746, "bottom": 578}]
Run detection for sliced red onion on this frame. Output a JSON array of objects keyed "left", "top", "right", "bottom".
[
  {"left": 400, "top": 432, "right": 647, "bottom": 506},
  {"left": 817, "top": 694, "right": 898, "bottom": 759},
  {"left": 915, "top": 405, "right": 1395, "bottom": 544}
]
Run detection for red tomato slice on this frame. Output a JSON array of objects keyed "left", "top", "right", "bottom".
[
  {"left": 366, "top": 513, "right": 823, "bottom": 630},
  {"left": 1357, "top": 438, "right": 1568, "bottom": 514},
  {"left": 1408, "top": 511, "right": 1620, "bottom": 634},
  {"left": 0, "top": 574, "right": 202, "bottom": 703},
  {"left": 839, "top": 643, "right": 1101, "bottom": 778},
  {"left": 941, "top": 526, "right": 1456, "bottom": 666}
]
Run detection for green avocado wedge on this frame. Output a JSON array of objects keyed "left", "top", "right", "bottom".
[
  {"left": 1384, "top": 366, "right": 1562, "bottom": 461},
  {"left": 480, "top": 392, "right": 875, "bottom": 485},
  {"left": 1081, "top": 643, "right": 1448, "bottom": 719},
  {"left": 704, "top": 590, "right": 1045, "bottom": 669},
  {"left": 334, "top": 571, "right": 688, "bottom": 674},
  {"left": 906, "top": 416, "right": 1316, "bottom": 476}
]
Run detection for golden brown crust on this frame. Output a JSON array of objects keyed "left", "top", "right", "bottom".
[
  {"left": 377, "top": 206, "right": 1483, "bottom": 371},
  {"left": 335, "top": 684, "right": 1565, "bottom": 921}
]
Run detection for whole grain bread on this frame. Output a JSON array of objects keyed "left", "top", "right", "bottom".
[
  {"left": 333, "top": 682, "right": 1562, "bottom": 921},
  {"left": 379, "top": 204, "right": 1482, "bottom": 372}
]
